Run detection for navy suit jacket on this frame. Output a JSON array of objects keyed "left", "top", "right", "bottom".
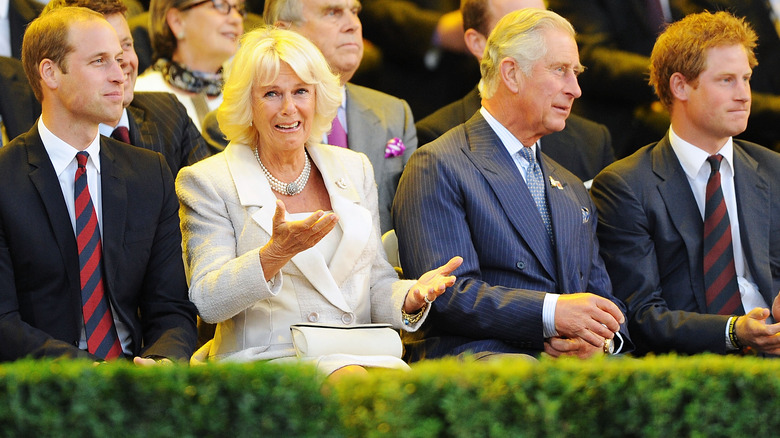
[
  {"left": 0, "top": 126, "right": 198, "bottom": 362},
  {"left": 591, "top": 135, "right": 780, "bottom": 355},
  {"left": 394, "top": 112, "right": 631, "bottom": 360},
  {"left": 415, "top": 85, "right": 615, "bottom": 182}
]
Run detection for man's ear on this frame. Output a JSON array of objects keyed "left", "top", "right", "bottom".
[
  {"left": 499, "top": 57, "right": 521, "bottom": 93},
  {"left": 464, "top": 28, "right": 487, "bottom": 60},
  {"left": 274, "top": 20, "right": 292, "bottom": 29},
  {"left": 669, "top": 72, "right": 690, "bottom": 102},
  {"left": 39, "top": 58, "right": 59, "bottom": 91}
]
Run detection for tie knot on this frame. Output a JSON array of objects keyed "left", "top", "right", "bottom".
[
  {"left": 519, "top": 146, "right": 536, "bottom": 163},
  {"left": 76, "top": 151, "right": 89, "bottom": 168},
  {"left": 707, "top": 154, "right": 723, "bottom": 173},
  {"left": 327, "top": 117, "right": 348, "bottom": 148},
  {"left": 111, "top": 126, "right": 131, "bottom": 144}
]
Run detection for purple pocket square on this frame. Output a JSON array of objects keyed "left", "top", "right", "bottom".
[{"left": 384, "top": 137, "right": 406, "bottom": 158}]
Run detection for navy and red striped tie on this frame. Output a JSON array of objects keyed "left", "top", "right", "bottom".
[
  {"left": 703, "top": 154, "right": 743, "bottom": 315},
  {"left": 75, "top": 151, "right": 122, "bottom": 360}
]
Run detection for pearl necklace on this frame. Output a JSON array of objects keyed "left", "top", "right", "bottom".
[{"left": 254, "top": 147, "right": 311, "bottom": 196}]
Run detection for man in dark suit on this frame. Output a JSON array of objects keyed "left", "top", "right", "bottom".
[
  {"left": 43, "top": 0, "right": 211, "bottom": 177},
  {"left": 0, "top": 7, "right": 197, "bottom": 362},
  {"left": 5, "top": 0, "right": 43, "bottom": 59},
  {"left": 0, "top": 56, "right": 39, "bottom": 141},
  {"left": 415, "top": 0, "right": 614, "bottom": 184},
  {"left": 591, "top": 11, "right": 780, "bottom": 356},
  {"left": 394, "top": 9, "right": 631, "bottom": 361}
]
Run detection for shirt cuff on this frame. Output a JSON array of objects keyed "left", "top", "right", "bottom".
[
  {"left": 612, "top": 332, "right": 624, "bottom": 355},
  {"left": 542, "top": 293, "right": 559, "bottom": 338}
]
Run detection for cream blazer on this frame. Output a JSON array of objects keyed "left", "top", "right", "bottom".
[{"left": 176, "top": 142, "right": 420, "bottom": 361}]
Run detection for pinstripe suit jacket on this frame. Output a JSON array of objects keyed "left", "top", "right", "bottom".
[
  {"left": 126, "top": 92, "right": 210, "bottom": 177},
  {"left": 591, "top": 136, "right": 780, "bottom": 355},
  {"left": 393, "top": 112, "right": 630, "bottom": 360}
]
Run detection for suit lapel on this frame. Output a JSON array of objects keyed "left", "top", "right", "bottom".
[
  {"left": 98, "top": 140, "right": 128, "bottom": 313},
  {"left": 25, "top": 127, "right": 82, "bottom": 316},
  {"left": 541, "top": 156, "right": 579, "bottom": 293},
  {"left": 652, "top": 136, "right": 708, "bottom": 310},
  {"left": 344, "top": 84, "right": 385, "bottom": 169},
  {"left": 126, "top": 105, "right": 158, "bottom": 148},
  {"left": 462, "top": 114, "right": 557, "bottom": 279},
  {"left": 733, "top": 143, "right": 773, "bottom": 304},
  {"left": 307, "top": 145, "right": 372, "bottom": 287},
  {"left": 226, "top": 143, "right": 355, "bottom": 312}
]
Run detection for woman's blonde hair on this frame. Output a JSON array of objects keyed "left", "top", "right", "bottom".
[{"left": 218, "top": 26, "right": 342, "bottom": 147}]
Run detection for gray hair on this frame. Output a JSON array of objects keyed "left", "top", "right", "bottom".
[{"left": 480, "top": 8, "right": 574, "bottom": 99}]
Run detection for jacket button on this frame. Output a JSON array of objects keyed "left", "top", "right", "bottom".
[
  {"left": 307, "top": 312, "right": 319, "bottom": 323},
  {"left": 516, "top": 261, "right": 525, "bottom": 270},
  {"left": 341, "top": 312, "right": 355, "bottom": 324}
]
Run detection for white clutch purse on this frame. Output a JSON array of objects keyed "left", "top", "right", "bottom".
[{"left": 289, "top": 323, "right": 403, "bottom": 358}]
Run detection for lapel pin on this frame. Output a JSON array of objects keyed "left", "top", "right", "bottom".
[
  {"left": 549, "top": 176, "right": 564, "bottom": 190},
  {"left": 335, "top": 177, "right": 348, "bottom": 189}
]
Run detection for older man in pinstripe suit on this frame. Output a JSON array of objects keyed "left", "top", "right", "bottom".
[{"left": 394, "top": 9, "right": 631, "bottom": 360}]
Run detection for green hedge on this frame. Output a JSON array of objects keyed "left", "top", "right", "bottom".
[{"left": 1, "top": 355, "right": 779, "bottom": 437}]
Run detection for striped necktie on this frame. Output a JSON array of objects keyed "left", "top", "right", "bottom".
[
  {"left": 703, "top": 154, "right": 743, "bottom": 315},
  {"left": 75, "top": 151, "right": 122, "bottom": 360}
]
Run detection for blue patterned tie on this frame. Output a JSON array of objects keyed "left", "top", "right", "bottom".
[{"left": 519, "top": 147, "right": 554, "bottom": 245}]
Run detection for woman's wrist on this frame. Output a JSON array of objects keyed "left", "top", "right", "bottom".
[{"left": 258, "top": 241, "right": 289, "bottom": 281}]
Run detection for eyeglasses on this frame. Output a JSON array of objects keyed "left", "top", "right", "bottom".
[{"left": 180, "top": 0, "right": 247, "bottom": 17}]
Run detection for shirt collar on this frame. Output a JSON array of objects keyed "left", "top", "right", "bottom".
[
  {"left": 669, "top": 125, "right": 734, "bottom": 179},
  {"left": 98, "top": 108, "right": 130, "bottom": 138},
  {"left": 0, "top": 0, "right": 9, "bottom": 20},
  {"left": 479, "top": 106, "right": 538, "bottom": 157},
  {"left": 339, "top": 85, "right": 347, "bottom": 110},
  {"left": 39, "top": 118, "right": 102, "bottom": 177}
]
